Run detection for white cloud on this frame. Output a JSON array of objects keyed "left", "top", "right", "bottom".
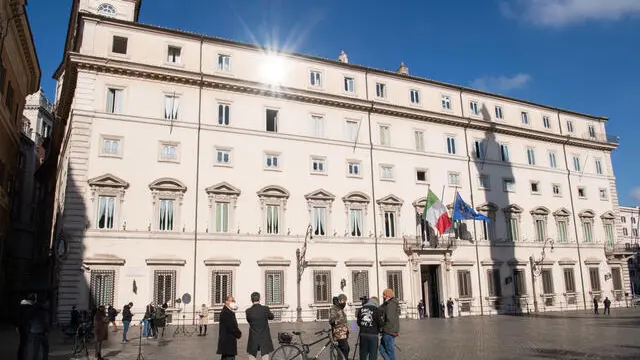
[
  {"left": 632, "top": 187, "right": 640, "bottom": 202},
  {"left": 470, "top": 73, "right": 532, "bottom": 93},
  {"left": 501, "top": 0, "right": 640, "bottom": 27}
]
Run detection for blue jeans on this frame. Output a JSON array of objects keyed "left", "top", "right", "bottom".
[
  {"left": 122, "top": 321, "right": 131, "bottom": 341},
  {"left": 142, "top": 320, "right": 149, "bottom": 337},
  {"left": 379, "top": 334, "right": 396, "bottom": 360}
]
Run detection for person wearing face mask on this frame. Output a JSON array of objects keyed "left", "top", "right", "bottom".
[
  {"left": 329, "top": 293, "right": 349, "bottom": 359},
  {"left": 217, "top": 295, "right": 242, "bottom": 360},
  {"left": 378, "top": 289, "right": 399, "bottom": 360}
]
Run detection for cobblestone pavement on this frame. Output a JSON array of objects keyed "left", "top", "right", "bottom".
[{"left": 2, "top": 308, "right": 640, "bottom": 360}]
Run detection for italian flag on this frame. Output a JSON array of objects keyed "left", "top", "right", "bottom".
[{"left": 423, "top": 189, "right": 452, "bottom": 236}]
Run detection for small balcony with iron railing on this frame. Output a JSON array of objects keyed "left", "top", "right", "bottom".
[
  {"left": 605, "top": 242, "right": 640, "bottom": 256},
  {"left": 403, "top": 235, "right": 458, "bottom": 254},
  {"left": 571, "top": 131, "right": 619, "bottom": 145}
]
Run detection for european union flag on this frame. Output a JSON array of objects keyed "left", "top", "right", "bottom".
[{"left": 453, "top": 193, "right": 490, "bottom": 221}]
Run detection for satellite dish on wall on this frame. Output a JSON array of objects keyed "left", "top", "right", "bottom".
[{"left": 182, "top": 293, "right": 192, "bottom": 305}]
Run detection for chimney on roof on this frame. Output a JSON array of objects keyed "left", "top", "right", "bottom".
[
  {"left": 338, "top": 50, "right": 349, "bottom": 64},
  {"left": 397, "top": 62, "right": 408, "bottom": 75}
]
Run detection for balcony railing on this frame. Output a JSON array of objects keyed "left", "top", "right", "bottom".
[
  {"left": 403, "top": 235, "right": 457, "bottom": 253},
  {"left": 605, "top": 242, "right": 640, "bottom": 255},
  {"left": 574, "top": 131, "right": 619, "bottom": 144}
]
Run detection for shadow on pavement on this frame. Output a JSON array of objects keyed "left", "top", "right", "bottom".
[{"left": 528, "top": 347, "right": 639, "bottom": 360}]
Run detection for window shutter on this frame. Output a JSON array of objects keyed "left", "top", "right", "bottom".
[{"left": 114, "top": 89, "right": 123, "bottom": 114}]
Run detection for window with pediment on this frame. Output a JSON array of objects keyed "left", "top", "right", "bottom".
[
  {"left": 578, "top": 209, "right": 595, "bottom": 243},
  {"left": 601, "top": 211, "right": 615, "bottom": 247},
  {"left": 530, "top": 206, "right": 550, "bottom": 242},
  {"left": 476, "top": 203, "right": 498, "bottom": 241},
  {"left": 305, "top": 189, "right": 335, "bottom": 237},
  {"left": 343, "top": 191, "right": 370, "bottom": 238},
  {"left": 206, "top": 182, "right": 241, "bottom": 233},
  {"left": 553, "top": 208, "right": 571, "bottom": 243},
  {"left": 149, "top": 178, "right": 187, "bottom": 232},
  {"left": 377, "top": 194, "right": 403, "bottom": 238},
  {"left": 503, "top": 204, "right": 523, "bottom": 242},
  {"left": 88, "top": 174, "right": 129, "bottom": 230},
  {"left": 257, "top": 186, "right": 289, "bottom": 235}
]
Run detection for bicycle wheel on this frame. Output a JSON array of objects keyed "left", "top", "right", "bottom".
[
  {"left": 271, "top": 344, "right": 305, "bottom": 360},
  {"left": 329, "top": 344, "right": 342, "bottom": 360}
]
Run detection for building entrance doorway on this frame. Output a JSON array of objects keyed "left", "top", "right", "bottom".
[{"left": 420, "top": 264, "right": 442, "bottom": 318}]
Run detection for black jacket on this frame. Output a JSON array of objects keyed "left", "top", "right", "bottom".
[
  {"left": 379, "top": 297, "right": 400, "bottom": 336},
  {"left": 16, "top": 301, "right": 38, "bottom": 331},
  {"left": 122, "top": 305, "right": 133, "bottom": 321},
  {"left": 217, "top": 306, "right": 242, "bottom": 355},
  {"left": 356, "top": 300, "right": 381, "bottom": 335},
  {"left": 246, "top": 303, "right": 275, "bottom": 356}
]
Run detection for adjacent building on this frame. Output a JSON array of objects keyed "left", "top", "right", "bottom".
[
  {"left": 618, "top": 206, "right": 640, "bottom": 294},
  {"left": 0, "top": 0, "right": 41, "bottom": 318},
  {"left": 51, "top": 0, "right": 627, "bottom": 323}
]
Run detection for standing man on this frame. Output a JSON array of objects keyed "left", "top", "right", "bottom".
[
  {"left": 217, "top": 296, "right": 242, "bottom": 360},
  {"left": 417, "top": 300, "right": 425, "bottom": 319},
  {"left": 16, "top": 293, "right": 37, "bottom": 360},
  {"left": 246, "top": 292, "right": 275, "bottom": 360},
  {"left": 121, "top": 302, "right": 133, "bottom": 343},
  {"left": 107, "top": 305, "right": 118, "bottom": 332},
  {"left": 356, "top": 296, "right": 381, "bottom": 360},
  {"left": 329, "top": 294, "right": 349, "bottom": 360},
  {"left": 593, "top": 297, "right": 599, "bottom": 314},
  {"left": 603, "top": 297, "right": 611, "bottom": 315},
  {"left": 379, "top": 289, "right": 399, "bottom": 360},
  {"left": 446, "top": 298, "right": 455, "bottom": 318}
]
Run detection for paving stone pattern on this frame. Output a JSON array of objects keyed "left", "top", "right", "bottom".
[{"left": 2, "top": 308, "right": 640, "bottom": 360}]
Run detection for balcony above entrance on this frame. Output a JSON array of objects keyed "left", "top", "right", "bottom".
[{"left": 403, "top": 235, "right": 457, "bottom": 254}]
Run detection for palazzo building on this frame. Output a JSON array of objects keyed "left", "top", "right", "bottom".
[{"left": 51, "top": 0, "right": 628, "bottom": 323}]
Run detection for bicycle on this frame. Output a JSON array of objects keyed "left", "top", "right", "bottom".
[{"left": 271, "top": 328, "right": 342, "bottom": 360}]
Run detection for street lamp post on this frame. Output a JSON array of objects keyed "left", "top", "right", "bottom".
[
  {"left": 530, "top": 238, "right": 555, "bottom": 313},
  {"left": 296, "top": 224, "right": 313, "bottom": 322}
]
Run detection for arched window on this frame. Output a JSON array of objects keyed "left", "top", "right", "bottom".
[{"left": 97, "top": 3, "right": 117, "bottom": 17}]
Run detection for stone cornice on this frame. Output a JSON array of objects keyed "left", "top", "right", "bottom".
[
  {"left": 7, "top": 1, "right": 40, "bottom": 92},
  {"left": 66, "top": 53, "right": 616, "bottom": 151}
]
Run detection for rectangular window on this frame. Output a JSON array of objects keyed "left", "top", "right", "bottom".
[
  {"left": 513, "top": 269, "right": 527, "bottom": 296},
  {"left": 457, "top": 270, "right": 472, "bottom": 298},
  {"left": 495, "top": 106, "right": 503, "bottom": 120},
  {"left": 217, "top": 104, "right": 230, "bottom": 125},
  {"left": 384, "top": 211, "right": 396, "bottom": 238},
  {"left": 549, "top": 152, "right": 557, "bottom": 168},
  {"left": 588, "top": 125, "right": 596, "bottom": 138},
  {"left": 414, "top": 131, "right": 425, "bottom": 151},
  {"left": 582, "top": 221, "right": 593, "bottom": 243},
  {"left": 473, "top": 140, "right": 484, "bottom": 159},
  {"left": 215, "top": 202, "right": 229, "bottom": 233},
  {"left": 346, "top": 120, "right": 359, "bottom": 142},
  {"left": 351, "top": 271, "right": 369, "bottom": 300},
  {"left": 527, "top": 148, "right": 536, "bottom": 165},
  {"left": 599, "top": 188, "right": 608, "bottom": 201},
  {"left": 379, "top": 125, "right": 391, "bottom": 146},
  {"left": 344, "top": 77, "right": 355, "bottom": 93},
  {"left": 387, "top": 271, "right": 404, "bottom": 301},
  {"left": 164, "top": 95, "right": 180, "bottom": 120},
  {"left": 266, "top": 205, "right": 279, "bottom": 234},
  {"left": 347, "top": 161, "right": 361, "bottom": 177},
  {"left": 375, "top": 83, "right": 386, "bottom": 98},
  {"left": 167, "top": 46, "right": 181, "bottom": 64},
  {"left": 500, "top": 144, "right": 510, "bottom": 162},
  {"left": 216, "top": 149, "right": 231, "bottom": 164},
  {"left": 487, "top": 269, "right": 502, "bottom": 297},
  {"left": 535, "top": 219, "right": 546, "bottom": 241},
  {"left": 90, "top": 270, "right": 115, "bottom": 308},
  {"left": 448, "top": 172, "right": 460, "bottom": 187},
  {"left": 612, "top": 268, "right": 623, "bottom": 290},
  {"left": 442, "top": 95, "right": 451, "bottom": 110},
  {"left": 469, "top": 101, "right": 478, "bottom": 115},
  {"left": 314, "top": 271, "right": 331, "bottom": 303},
  {"left": 416, "top": 169, "right": 428, "bottom": 183},
  {"left": 573, "top": 156, "right": 581, "bottom": 171},
  {"left": 633, "top": 229, "right": 638, "bottom": 237},
  {"left": 212, "top": 270, "right": 233, "bottom": 306},
  {"left": 595, "top": 158, "right": 603, "bottom": 175},
  {"left": 503, "top": 179, "right": 515, "bottom": 192},
  {"left": 160, "top": 143, "right": 179, "bottom": 162},
  {"left": 542, "top": 116, "right": 551, "bottom": 129},
  {"left": 563, "top": 269, "right": 576, "bottom": 293},
  {"left": 349, "top": 209, "right": 363, "bottom": 237},
  {"left": 265, "top": 153, "right": 279, "bottom": 169},
  {"left": 623, "top": 228, "right": 628, "bottom": 236},
  {"left": 578, "top": 187, "right": 586, "bottom": 198},
  {"left": 217, "top": 54, "right": 231, "bottom": 72},
  {"left": 97, "top": 196, "right": 115, "bottom": 229},
  {"left": 508, "top": 217, "right": 519, "bottom": 241},
  {"left": 312, "top": 207, "right": 326, "bottom": 236},
  {"left": 589, "top": 268, "right": 601, "bottom": 291},
  {"left": 158, "top": 199, "right": 175, "bottom": 231},
  {"left": 521, "top": 112, "right": 529, "bottom": 125},
  {"left": 309, "top": 70, "right": 322, "bottom": 87},
  {"left": 567, "top": 120, "right": 574, "bottom": 133},
  {"left": 557, "top": 220, "right": 568, "bottom": 242},
  {"left": 311, "top": 157, "right": 326, "bottom": 173},
  {"left": 410, "top": 89, "right": 420, "bottom": 104},
  {"left": 312, "top": 115, "right": 324, "bottom": 138},
  {"left": 605, "top": 223, "right": 614, "bottom": 246},
  {"left": 478, "top": 174, "right": 490, "bottom": 190},
  {"left": 101, "top": 138, "right": 120, "bottom": 156},
  {"left": 530, "top": 181, "right": 540, "bottom": 194},
  {"left": 446, "top": 136, "right": 456, "bottom": 155},
  {"left": 106, "top": 88, "right": 123, "bottom": 114},
  {"left": 380, "top": 165, "right": 394, "bottom": 180},
  {"left": 482, "top": 221, "right": 495, "bottom": 241},
  {"left": 154, "top": 270, "right": 176, "bottom": 307},
  {"left": 265, "top": 270, "right": 284, "bottom": 306},
  {"left": 112, "top": 36, "right": 128, "bottom": 54},
  {"left": 266, "top": 109, "right": 279, "bottom": 132},
  {"left": 541, "top": 269, "right": 554, "bottom": 294}
]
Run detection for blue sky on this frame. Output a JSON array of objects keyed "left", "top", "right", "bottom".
[{"left": 26, "top": 0, "right": 640, "bottom": 205}]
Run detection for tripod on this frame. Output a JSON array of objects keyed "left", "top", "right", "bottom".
[
  {"left": 136, "top": 323, "right": 144, "bottom": 360},
  {"left": 172, "top": 306, "right": 193, "bottom": 337}
]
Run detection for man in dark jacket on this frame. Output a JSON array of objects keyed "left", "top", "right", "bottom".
[
  {"left": 16, "top": 293, "right": 38, "bottom": 360},
  {"left": 121, "top": 302, "right": 133, "bottom": 343},
  {"left": 217, "top": 295, "right": 241, "bottom": 360},
  {"left": 379, "top": 289, "right": 399, "bottom": 360},
  {"left": 356, "top": 296, "right": 381, "bottom": 360},
  {"left": 245, "top": 292, "right": 275, "bottom": 360}
]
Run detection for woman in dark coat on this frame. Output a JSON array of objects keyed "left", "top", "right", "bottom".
[
  {"left": 94, "top": 306, "right": 108, "bottom": 360},
  {"left": 217, "top": 296, "right": 241, "bottom": 360}
]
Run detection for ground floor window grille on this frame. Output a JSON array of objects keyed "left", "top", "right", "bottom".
[
  {"left": 351, "top": 271, "right": 369, "bottom": 301},
  {"left": 457, "top": 270, "right": 472, "bottom": 298},
  {"left": 386, "top": 271, "right": 404, "bottom": 301},
  {"left": 212, "top": 270, "right": 233, "bottom": 306},
  {"left": 90, "top": 270, "right": 115, "bottom": 308},
  {"left": 265, "top": 270, "right": 284, "bottom": 306},
  {"left": 314, "top": 271, "right": 331, "bottom": 303},
  {"left": 154, "top": 270, "right": 176, "bottom": 307}
]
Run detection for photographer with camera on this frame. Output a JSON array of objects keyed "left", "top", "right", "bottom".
[
  {"left": 356, "top": 296, "right": 381, "bottom": 360},
  {"left": 329, "top": 294, "right": 350, "bottom": 360}
]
